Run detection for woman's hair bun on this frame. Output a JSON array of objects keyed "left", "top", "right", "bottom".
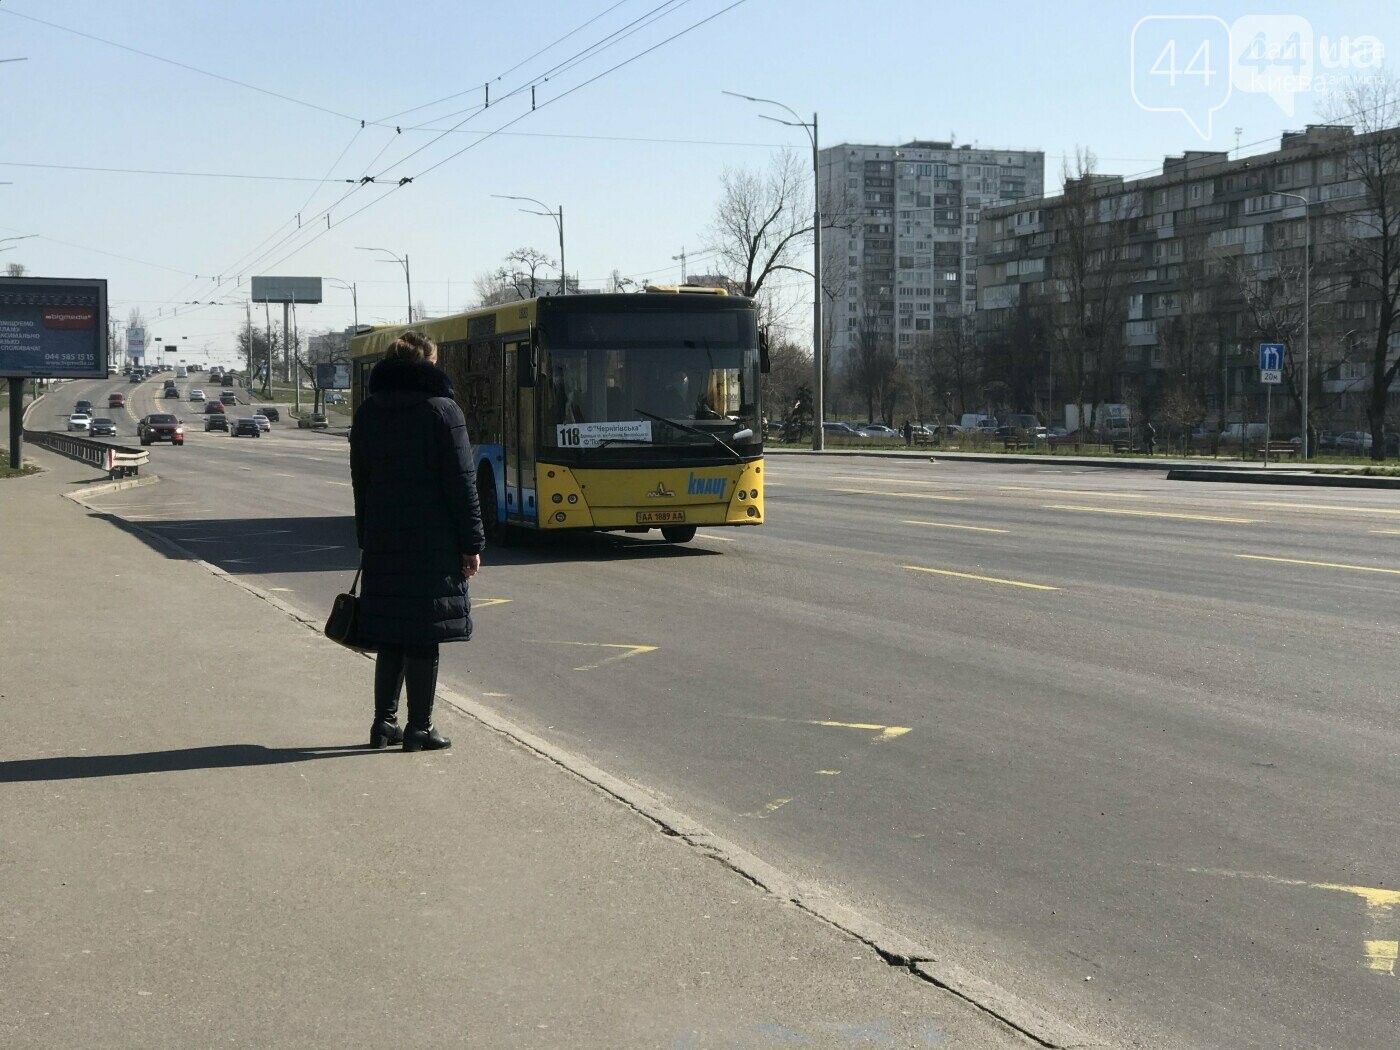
[{"left": 384, "top": 330, "right": 437, "bottom": 363}]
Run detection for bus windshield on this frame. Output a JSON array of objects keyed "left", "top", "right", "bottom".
[{"left": 544, "top": 344, "right": 761, "bottom": 454}]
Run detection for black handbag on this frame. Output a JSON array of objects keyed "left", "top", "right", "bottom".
[{"left": 324, "top": 564, "right": 375, "bottom": 653}]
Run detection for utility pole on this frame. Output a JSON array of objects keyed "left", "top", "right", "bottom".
[
  {"left": 292, "top": 299, "right": 301, "bottom": 416},
  {"left": 490, "top": 196, "right": 565, "bottom": 294},
  {"left": 1278, "top": 191, "right": 1311, "bottom": 457},
  {"left": 264, "top": 302, "right": 274, "bottom": 397},
  {"left": 673, "top": 247, "right": 687, "bottom": 283}
]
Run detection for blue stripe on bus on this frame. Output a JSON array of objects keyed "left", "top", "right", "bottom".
[{"left": 477, "top": 443, "right": 505, "bottom": 523}]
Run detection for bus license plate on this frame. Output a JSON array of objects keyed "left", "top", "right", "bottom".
[{"left": 637, "top": 510, "right": 686, "bottom": 524}]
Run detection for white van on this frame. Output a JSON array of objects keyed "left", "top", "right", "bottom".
[{"left": 175, "top": 366, "right": 188, "bottom": 378}]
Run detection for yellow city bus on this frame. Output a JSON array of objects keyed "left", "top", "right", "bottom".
[{"left": 350, "top": 287, "right": 766, "bottom": 543}]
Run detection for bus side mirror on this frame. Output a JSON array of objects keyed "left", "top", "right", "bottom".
[{"left": 759, "top": 329, "right": 771, "bottom": 375}]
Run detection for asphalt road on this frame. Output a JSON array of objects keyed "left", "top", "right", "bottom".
[{"left": 43, "top": 374, "right": 1400, "bottom": 1049}]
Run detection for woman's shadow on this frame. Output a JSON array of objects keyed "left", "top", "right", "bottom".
[{"left": 0, "top": 743, "right": 383, "bottom": 783}]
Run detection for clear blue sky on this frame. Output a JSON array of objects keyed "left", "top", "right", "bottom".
[{"left": 2, "top": 0, "right": 1396, "bottom": 362}]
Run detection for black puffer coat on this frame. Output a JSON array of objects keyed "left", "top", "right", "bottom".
[{"left": 350, "top": 357, "right": 485, "bottom": 646}]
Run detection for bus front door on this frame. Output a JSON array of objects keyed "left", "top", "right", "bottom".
[{"left": 503, "top": 339, "right": 537, "bottom": 525}]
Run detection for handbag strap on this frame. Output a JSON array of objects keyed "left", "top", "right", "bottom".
[{"left": 349, "top": 556, "right": 362, "bottom": 595}]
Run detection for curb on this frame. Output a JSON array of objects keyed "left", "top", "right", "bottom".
[
  {"left": 64, "top": 481, "right": 1106, "bottom": 1050},
  {"left": 1167, "top": 468, "right": 1400, "bottom": 489},
  {"left": 69, "top": 474, "right": 162, "bottom": 499}
]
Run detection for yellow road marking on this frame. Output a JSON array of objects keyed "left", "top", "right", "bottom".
[
  {"left": 1000, "top": 486, "right": 1148, "bottom": 499},
  {"left": 1365, "top": 940, "right": 1398, "bottom": 975},
  {"left": 1189, "top": 868, "right": 1400, "bottom": 975},
  {"left": 1370, "top": 528, "right": 1400, "bottom": 536},
  {"left": 1044, "top": 503, "right": 1259, "bottom": 524},
  {"left": 762, "top": 798, "right": 791, "bottom": 814},
  {"left": 1236, "top": 554, "right": 1400, "bottom": 577},
  {"left": 808, "top": 720, "right": 910, "bottom": 741},
  {"left": 527, "top": 640, "right": 659, "bottom": 672},
  {"left": 904, "top": 564, "right": 1059, "bottom": 592},
  {"left": 697, "top": 532, "right": 736, "bottom": 542},
  {"left": 269, "top": 587, "right": 292, "bottom": 592},
  {"left": 325, "top": 480, "right": 351, "bottom": 487},
  {"left": 832, "top": 488, "right": 970, "bottom": 502},
  {"left": 473, "top": 598, "right": 512, "bottom": 608},
  {"left": 903, "top": 519, "right": 1009, "bottom": 534},
  {"left": 1250, "top": 501, "right": 1400, "bottom": 517},
  {"left": 816, "top": 769, "right": 841, "bottom": 775}
]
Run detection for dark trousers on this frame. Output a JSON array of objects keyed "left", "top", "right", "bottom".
[{"left": 374, "top": 643, "right": 440, "bottom": 729}]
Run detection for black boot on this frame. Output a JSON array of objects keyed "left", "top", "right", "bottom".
[
  {"left": 402, "top": 647, "right": 450, "bottom": 752},
  {"left": 370, "top": 648, "right": 406, "bottom": 749}
]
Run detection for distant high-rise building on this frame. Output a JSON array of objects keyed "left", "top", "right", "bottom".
[{"left": 819, "top": 140, "right": 1045, "bottom": 368}]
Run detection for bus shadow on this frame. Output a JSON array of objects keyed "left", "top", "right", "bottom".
[{"left": 485, "top": 528, "right": 725, "bottom": 565}]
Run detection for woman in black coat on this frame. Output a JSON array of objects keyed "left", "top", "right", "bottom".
[{"left": 349, "top": 332, "right": 485, "bottom": 751}]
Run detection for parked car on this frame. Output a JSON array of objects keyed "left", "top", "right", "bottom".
[
  {"left": 138, "top": 413, "right": 184, "bottom": 446},
  {"left": 297, "top": 413, "right": 329, "bottom": 430},
  {"left": 66, "top": 413, "right": 91, "bottom": 432},
  {"left": 256, "top": 406, "right": 280, "bottom": 422},
  {"left": 324, "top": 392, "right": 347, "bottom": 405},
  {"left": 1334, "top": 431, "right": 1373, "bottom": 454},
  {"left": 822, "top": 421, "right": 865, "bottom": 438},
  {"left": 188, "top": 388, "right": 205, "bottom": 402},
  {"left": 89, "top": 417, "right": 118, "bottom": 437},
  {"left": 74, "top": 399, "right": 94, "bottom": 416},
  {"left": 251, "top": 413, "right": 271, "bottom": 433},
  {"left": 204, "top": 414, "right": 230, "bottom": 433},
  {"left": 230, "top": 417, "right": 262, "bottom": 438},
  {"left": 204, "top": 401, "right": 226, "bottom": 414},
  {"left": 858, "top": 424, "right": 900, "bottom": 438},
  {"left": 107, "top": 392, "right": 126, "bottom": 408}
]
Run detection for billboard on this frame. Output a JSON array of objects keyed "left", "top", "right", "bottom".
[
  {"left": 315, "top": 362, "right": 351, "bottom": 390},
  {"left": 0, "top": 277, "right": 108, "bottom": 378},
  {"left": 127, "top": 326, "right": 146, "bottom": 361},
  {"left": 251, "top": 276, "right": 323, "bottom": 304}
]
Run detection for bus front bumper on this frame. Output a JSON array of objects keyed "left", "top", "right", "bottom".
[{"left": 535, "top": 460, "right": 765, "bottom": 530}]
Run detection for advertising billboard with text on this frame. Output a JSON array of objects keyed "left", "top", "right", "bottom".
[{"left": 0, "top": 277, "right": 109, "bottom": 378}]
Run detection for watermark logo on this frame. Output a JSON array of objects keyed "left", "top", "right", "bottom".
[{"left": 1131, "top": 15, "right": 1386, "bottom": 139}]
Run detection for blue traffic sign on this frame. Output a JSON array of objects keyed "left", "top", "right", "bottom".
[{"left": 1259, "top": 342, "right": 1285, "bottom": 371}]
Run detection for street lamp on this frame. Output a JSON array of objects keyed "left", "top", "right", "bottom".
[
  {"left": 493, "top": 194, "right": 566, "bottom": 295},
  {"left": 324, "top": 278, "right": 359, "bottom": 332},
  {"left": 1277, "top": 191, "right": 1311, "bottom": 458},
  {"left": 355, "top": 247, "right": 412, "bottom": 323},
  {"left": 723, "top": 90, "right": 824, "bottom": 451}
]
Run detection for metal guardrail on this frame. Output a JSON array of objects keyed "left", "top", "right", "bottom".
[{"left": 23, "top": 427, "right": 150, "bottom": 478}]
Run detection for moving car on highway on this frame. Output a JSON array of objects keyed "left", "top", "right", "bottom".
[
  {"left": 251, "top": 413, "right": 271, "bottom": 433},
  {"left": 74, "top": 399, "right": 94, "bottom": 416},
  {"left": 66, "top": 413, "right": 91, "bottom": 432},
  {"left": 89, "top": 417, "right": 118, "bottom": 437},
  {"left": 108, "top": 392, "right": 126, "bottom": 408},
  {"left": 138, "top": 413, "right": 185, "bottom": 446},
  {"left": 256, "top": 406, "right": 280, "bottom": 422},
  {"left": 188, "top": 388, "right": 205, "bottom": 402},
  {"left": 219, "top": 391, "right": 238, "bottom": 406},
  {"left": 164, "top": 387, "right": 181, "bottom": 399},
  {"left": 205, "top": 414, "right": 229, "bottom": 432},
  {"left": 230, "top": 417, "right": 261, "bottom": 438},
  {"left": 204, "top": 401, "right": 225, "bottom": 414},
  {"left": 129, "top": 373, "right": 143, "bottom": 384}
]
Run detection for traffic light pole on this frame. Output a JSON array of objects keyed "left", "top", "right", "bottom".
[{"left": 8, "top": 376, "right": 23, "bottom": 469}]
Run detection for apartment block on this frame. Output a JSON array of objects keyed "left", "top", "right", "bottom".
[
  {"left": 977, "top": 124, "right": 1400, "bottom": 434},
  {"left": 818, "top": 140, "right": 1044, "bottom": 369}
]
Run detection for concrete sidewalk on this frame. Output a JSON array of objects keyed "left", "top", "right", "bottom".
[{"left": 0, "top": 450, "right": 1050, "bottom": 1050}]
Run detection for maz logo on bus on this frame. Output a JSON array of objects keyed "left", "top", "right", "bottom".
[{"left": 686, "top": 473, "right": 727, "bottom": 498}]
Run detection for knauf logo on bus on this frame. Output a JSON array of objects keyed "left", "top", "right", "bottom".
[{"left": 687, "top": 473, "right": 726, "bottom": 498}]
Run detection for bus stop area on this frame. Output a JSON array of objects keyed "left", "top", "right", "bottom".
[{"left": 0, "top": 452, "right": 1036, "bottom": 1050}]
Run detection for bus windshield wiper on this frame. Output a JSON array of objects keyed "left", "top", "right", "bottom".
[
  {"left": 634, "top": 407, "right": 743, "bottom": 462},
  {"left": 591, "top": 437, "right": 652, "bottom": 450}
]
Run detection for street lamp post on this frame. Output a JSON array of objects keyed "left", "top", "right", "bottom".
[
  {"left": 1278, "top": 191, "right": 1311, "bottom": 459},
  {"left": 723, "top": 91, "right": 824, "bottom": 450},
  {"left": 356, "top": 247, "right": 412, "bottom": 322},
  {"left": 493, "top": 194, "right": 566, "bottom": 295},
  {"left": 324, "top": 278, "right": 359, "bottom": 332}
]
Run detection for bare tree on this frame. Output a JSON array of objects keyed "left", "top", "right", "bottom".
[
  {"left": 709, "top": 150, "right": 814, "bottom": 299},
  {"left": 1043, "top": 148, "right": 1135, "bottom": 436},
  {"left": 912, "top": 315, "right": 981, "bottom": 423},
  {"left": 762, "top": 335, "right": 812, "bottom": 428},
  {"left": 1322, "top": 76, "right": 1400, "bottom": 459},
  {"left": 844, "top": 306, "right": 900, "bottom": 424},
  {"left": 471, "top": 247, "right": 559, "bottom": 307},
  {"left": 4, "top": 261, "right": 25, "bottom": 278}
]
